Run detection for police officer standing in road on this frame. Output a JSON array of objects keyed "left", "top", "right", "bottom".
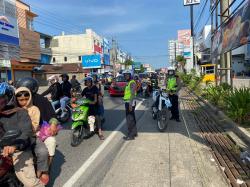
[
  {"left": 123, "top": 71, "right": 137, "bottom": 141},
  {"left": 166, "top": 67, "right": 181, "bottom": 122}
]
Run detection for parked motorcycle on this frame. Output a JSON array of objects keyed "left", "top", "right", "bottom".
[
  {"left": 152, "top": 89, "right": 172, "bottom": 132},
  {"left": 70, "top": 98, "right": 94, "bottom": 147},
  {"left": 0, "top": 130, "right": 22, "bottom": 187}
]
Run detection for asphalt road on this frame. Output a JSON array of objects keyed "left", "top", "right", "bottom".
[{"left": 47, "top": 90, "right": 146, "bottom": 187}]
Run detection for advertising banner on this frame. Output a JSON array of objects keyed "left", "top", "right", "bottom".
[
  {"left": 178, "top": 30, "right": 191, "bottom": 47},
  {"left": 103, "top": 54, "right": 110, "bottom": 65},
  {"left": 103, "top": 38, "right": 110, "bottom": 54},
  {"left": 82, "top": 54, "right": 101, "bottom": 69},
  {"left": 212, "top": 0, "right": 250, "bottom": 61},
  {"left": 0, "top": 0, "right": 19, "bottom": 61},
  {"left": 133, "top": 62, "right": 141, "bottom": 70}
]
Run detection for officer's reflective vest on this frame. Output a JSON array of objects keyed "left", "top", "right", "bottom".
[
  {"left": 167, "top": 77, "right": 177, "bottom": 91},
  {"left": 123, "top": 80, "right": 136, "bottom": 101}
]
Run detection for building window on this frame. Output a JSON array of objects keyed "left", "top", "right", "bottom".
[
  {"left": 78, "top": 56, "right": 81, "bottom": 61},
  {"left": 64, "top": 57, "right": 67, "bottom": 62},
  {"left": 27, "top": 18, "right": 34, "bottom": 31},
  {"left": 53, "top": 57, "right": 56, "bottom": 62}
]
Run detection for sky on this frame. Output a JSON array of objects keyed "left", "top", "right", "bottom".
[{"left": 23, "top": 0, "right": 207, "bottom": 69}]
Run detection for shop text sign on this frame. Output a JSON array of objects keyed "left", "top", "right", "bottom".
[{"left": 184, "top": 0, "right": 200, "bottom": 6}]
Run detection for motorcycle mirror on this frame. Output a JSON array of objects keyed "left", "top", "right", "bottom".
[{"left": 1, "top": 130, "right": 21, "bottom": 142}]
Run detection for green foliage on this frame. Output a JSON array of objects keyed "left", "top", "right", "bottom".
[
  {"left": 224, "top": 88, "right": 250, "bottom": 124},
  {"left": 124, "top": 59, "right": 134, "bottom": 66}
]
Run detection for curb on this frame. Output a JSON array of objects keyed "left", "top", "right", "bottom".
[{"left": 191, "top": 90, "right": 250, "bottom": 146}]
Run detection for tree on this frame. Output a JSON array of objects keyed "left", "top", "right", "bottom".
[
  {"left": 124, "top": 59, "right": 134, "bottom": 68},
  {"left": 176, "top": 55, "right": 186, "bottom": 72}
]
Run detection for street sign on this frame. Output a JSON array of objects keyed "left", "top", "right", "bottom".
[{"left": 184, "top": 0, "right": 200, "bottom": 6}]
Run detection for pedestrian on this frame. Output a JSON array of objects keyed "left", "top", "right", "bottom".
[
  {"left": 166, "top": 67, "right": 181, "bottom": 122},
  {"left": 123, "top": 72, "right": 137, "bottom": 141}
]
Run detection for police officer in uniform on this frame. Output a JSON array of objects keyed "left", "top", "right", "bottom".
[
  {"left": 166, "top": 67, "right": 181, "bottom": 122},
  {"left": 123, "top": 71, "right": 137, "bottom": 140}
]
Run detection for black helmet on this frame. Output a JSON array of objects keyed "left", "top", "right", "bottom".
[
  {"left": 60, "top": 74, "right": 69, "bottom": 80},
  {"left": 16, "top": 77, "right": 39, "bottom": 94}
]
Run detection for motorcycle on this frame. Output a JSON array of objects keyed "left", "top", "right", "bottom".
[
  {"left": 152, "top": 89, "right": 172, "bottom": 132},
  {"left": 70, "top": 98, "right": 94, "bottom": 147},
  {"left": 0, "top": 130, "right": 22, "bottom": 187}
]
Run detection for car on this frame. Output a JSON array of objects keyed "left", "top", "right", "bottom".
[{"left": 109, "top": 75, "right": 127, "bottom": 97}]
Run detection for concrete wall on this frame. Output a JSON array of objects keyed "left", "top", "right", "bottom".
[
  {"left": 233, "top": 78, "right": 250, "bottom": 88},
  {"left": 50, "top": 29, "right": 103, "bottom": 64}
]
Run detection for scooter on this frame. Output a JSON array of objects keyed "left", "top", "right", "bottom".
[
  {"left": 0, "top": 130, "right": 22, "bottom": 187},
  {"left": 152, "top": 89, "right": 172, "bottom": 132},
  {"left": 70, "top": 98, "right": 94, "bottom": 147}
]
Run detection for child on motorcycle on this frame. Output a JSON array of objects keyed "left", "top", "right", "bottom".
[{"left": 15, "top": 87, "right": 50, "bottom": 185}]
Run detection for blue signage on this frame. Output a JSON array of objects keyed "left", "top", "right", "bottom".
[
  {"left": 103, "top": 54, "right": 110, "bottom": 65},
  {"left": 41, "top": 54, "right": 52, "bottom": 64},
  {"left": 82, "top": 54, "right": 101, "bottom": 69}
]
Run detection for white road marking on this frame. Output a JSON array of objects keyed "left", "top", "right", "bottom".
[{"left": 63, "top": 100, "right": 144, "bottom": 187}]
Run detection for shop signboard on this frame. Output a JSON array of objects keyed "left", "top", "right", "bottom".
[
  {"left": 184, "top": 0, "right": 200, "bottom": 6},
  {"left": 134, "top": 62, "right": 141, "bottom": 70},
  {"left": 0, "top": 0, "right": 19, "bottom": 61},
  {"left": 103, "top": 54, "right": 110, "bottom": 65},
  {"left": 212, "top": 0, "right": 250, "bottom": 61},
  {"left": 178, "top": 30, "right": 191, "bottom": 47},
  {"left": 82, "top": 54, "right": 101, "bottom": 69}
]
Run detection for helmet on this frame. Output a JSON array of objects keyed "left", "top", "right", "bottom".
[
  {"left": 134, "top": 74, "right": 139, "bottom": 80},
  {"left": 168, "top": 67, "right": 175, "bottom": 76},
  {"left": 48, "top": 75, "right": 59, "bottom": 83},
  {"left": 84, "top": 76, "right": 93, "bottom": 83},
  {"left": 0, "top": 82, "right": 14, "bottom": 105},
  {"left": 16, "top": 77, "right": 39, "bottom": 94},
  {"left": 60, "top": 74, "right": 69, "bottom": 81}
]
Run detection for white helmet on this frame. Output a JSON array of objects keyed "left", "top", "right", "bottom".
[{"left": 48, "top": 75, "right": 59, "bottom": 83}]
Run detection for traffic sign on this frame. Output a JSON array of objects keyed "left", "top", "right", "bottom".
[{"left": 184, "top": 0, "right": 200, "bottom": 6}]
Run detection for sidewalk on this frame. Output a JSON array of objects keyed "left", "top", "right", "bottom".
[{"left": 100, "top": 94, "right": 228, "bottom": 187}]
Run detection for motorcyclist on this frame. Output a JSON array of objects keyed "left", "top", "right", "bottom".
[
  {"left": 166, "top": 67, "right": 181, "bottom": 122},
  {"left": 0, "top": 82, "right": 44, "bottom": 187},
  {"left": 16, "top": 77, "right": 56, "bottom": 122},
  {"left": 70, "top": 75, "right": 81, "bottom": 92},
  {"left": 81, "top": 77, "right": 105, "bottom": 140},
  {"left": 91, "top": 74, "right": 105, "bottom": 123},
  {"left": 60, "top": 74, "right": 72, "bottom": 117},
  {"left": 41, "top": 75, "right": 62, "bottom": 111},
  {"left": 16, "top": 77, "right": 55, "bottom": 184}
]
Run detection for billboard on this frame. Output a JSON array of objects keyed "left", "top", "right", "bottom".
[
  {"left": 133, "top": 62, "right": 141, "bottom": 70},
  {"left": 184, "top": 0, "right": 200, "bottom": 6},
  {"left": 103, "top": 54, "right": 110, "bottom": 65},
  {"left": 0, "top": 0, "right": 19, "bottom": 61},
  {"left": 82, "top": 54, "right": 101, "bottom": 69},
  {"left": 212, "top": 0, "right": 250, "bottom": 61},
  {"left": 178, "top": 30, "right": 191, "bottom": 47}
]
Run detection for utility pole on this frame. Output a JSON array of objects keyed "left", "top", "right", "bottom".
[
  {"left": 111, "top": 38, "right": 117, "bottom": 76},
  {"left": 190, "top": 5, "right": 196, "bottom": 71},
  {"left": 219, "top": 0, "right": 232, "bottom": 85}
]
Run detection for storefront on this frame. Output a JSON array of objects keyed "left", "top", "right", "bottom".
[
  {"left": 0, "top": 59, "right": 11, "bottom": 82},
  {"left": 11, "top": 60, "right": 36, "bottom": 81}
]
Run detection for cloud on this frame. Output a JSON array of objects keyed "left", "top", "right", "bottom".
[
  {"left": 103, "top": 21, "right": 162, "bottom": 35},
  {"left": 80, "top": 6, "right": 127, "bottom": 16}
]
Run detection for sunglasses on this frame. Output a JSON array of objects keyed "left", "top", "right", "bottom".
[{"left": 16, "top": 92, "right": 30, "bottom": 98}]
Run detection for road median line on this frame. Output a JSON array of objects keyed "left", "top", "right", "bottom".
[{"left": 63, "top": 99, "right": 144, "bottom": 187}]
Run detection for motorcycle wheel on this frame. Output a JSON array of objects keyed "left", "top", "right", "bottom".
[
  {"left": 157, "top": 108, "right": 169, "bottom": 132},
  {"left": 71, "top": 126, "right": 83, "bottom": 147}
]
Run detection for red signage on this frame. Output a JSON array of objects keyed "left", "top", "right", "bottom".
[{"left": 94, "top": 45, "right": 103, "bottom": 54}]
